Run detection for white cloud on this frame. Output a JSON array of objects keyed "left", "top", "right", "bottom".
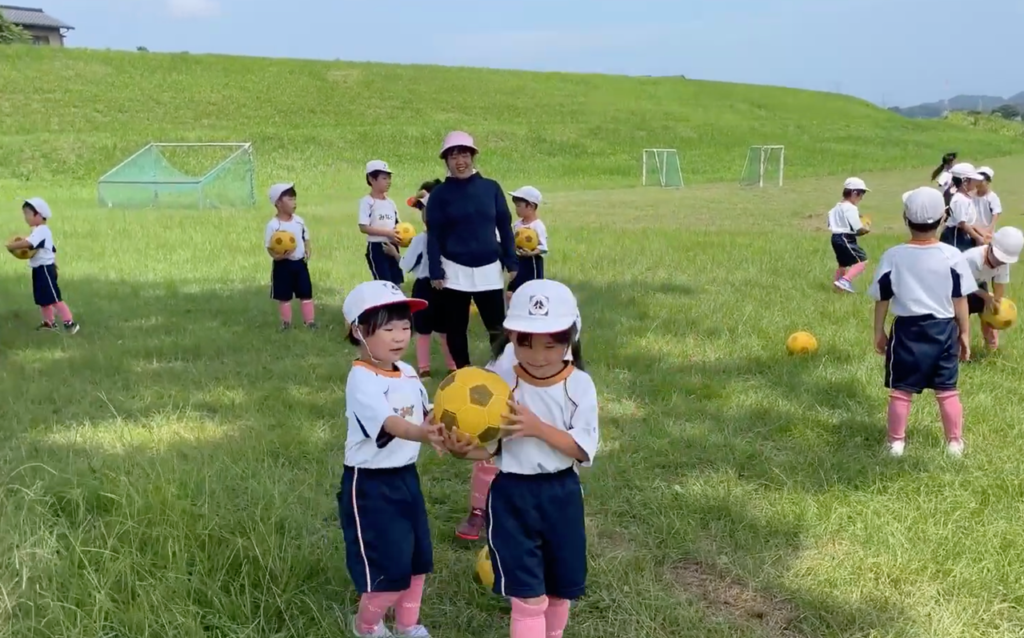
[{"left": 166, "top": 0, "right": 221, "bottom": 19}]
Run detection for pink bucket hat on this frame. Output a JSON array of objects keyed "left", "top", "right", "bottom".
[{"left": 439, "top": 131, "right": 478, "bottom": 159}]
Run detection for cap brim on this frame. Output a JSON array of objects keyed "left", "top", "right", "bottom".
[
  {"left": 992, "top": 245, "right": 1018, "bottom": 264},
  {"left": 503, "top": 315, "right": 576, "bottom": 334}
]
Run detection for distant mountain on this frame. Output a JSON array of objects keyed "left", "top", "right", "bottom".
[{"left": 890, "top": 93, "right": 1024, "bottom": 119}]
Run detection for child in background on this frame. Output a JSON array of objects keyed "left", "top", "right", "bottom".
[
  {"left": 827, "top": 177, "right": 871, "bottom": 293},
  {"left": 507, "top": 186, "right": 548, "bottom": 301},
  {"left": 940, "top": 163, "right": 986, "bottom": 252},
  {"left": 5, "top": 198, "right": 79, "bottom": 333},
  {"left": 868, "top": 187, "right": 976, "bottom": 458},
  {"left": 961, "top": 226, "right": 1023, "bottom": 351},
  {"left": 402, "top": 180, "right": 457, "bottom": 378},
  {"left": 443, "top": 279, "right": 598, "bottom": 638},
  {"left": 359, "top": 160, "right": 404, "bottom": 286},
  {"left": 973, "top": 166, "right": 1002, "bottom": 243},
  {"left": 339, "top": 280, "right": 445, "bottom": 638},
  {"left": 931, "top": 152, "right": 958, "bottom": 191},
  {"left": 264, "top": 183, "right": 316, "bottom": 330}
]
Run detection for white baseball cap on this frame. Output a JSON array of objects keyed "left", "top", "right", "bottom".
[
  {"left": 990, "top": 227, "right": 1023, "bottom": 264},
  {"left": 268, "top": 183, "right": 294, "bottom": 205},
  {"left": 508, "top": 186, "right": 543, "bottom": 205},
  {"left": 843, "top": 177, "right": 870, "bottom": 192},
  {"left": 23, "top": 197, "right": 51, "bottom": 219},
  {"left": 902, "top": 187, "right": 945, "bottom": 224},
  {"left": 504, "top": 279, "right": 580, "bottom": 335},
  {"left": 343, "top": 280, "right": 426, "bottom": 325},
  {"left": 365, "top": 160, "right": 393, "bottom": 175},
  {"left": 977, "top": 166, "right": 995, "bottom": 179},
  {"left": 950, "top": 163, "right": 984, "bottom": 180}
]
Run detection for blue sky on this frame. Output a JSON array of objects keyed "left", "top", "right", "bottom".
[{"left": 37, "top": 0, "right": 1022, "bottom": 106}]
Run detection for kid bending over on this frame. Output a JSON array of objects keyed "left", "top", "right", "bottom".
[{"left": 961, "top": 226, "right": 1022, "bottom": 351}]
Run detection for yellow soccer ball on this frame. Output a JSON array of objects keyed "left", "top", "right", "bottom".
[
  {"left": 982, "top": 298, "right": 1017, "bottom": 331},
  {"left": 7, "top": 236, "right": 36, "bottom": 260},
  {"left": 514, "top": 226, "right": 539, "bottom": 252},
  {"left": 862, "top": 215, "right": 873, "bottom": 228},
  {"left": 786, "top": 331, "right": 818, "bottom": 355},
  {"left": 475, "top": 546, "right": 494, "bottom": 590},
  {"left": 269, "top": 230, "right": 297, "bottom": 256},
  {"left": 395, "top": 222, "right": 417, "bottom": 248},
  {"left": 434, "top": 367, "right": 512, "bottom": 445}
]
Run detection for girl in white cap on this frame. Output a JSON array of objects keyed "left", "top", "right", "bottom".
[
  {"left": 961, "top": 226, "right": 1023, "bottom": 351},
  {"left": 973, "top": 166, "right": 1001, "bottom": 243},
  {"left": 940, "top": 163, "right": 987, "bottom": 252},
  {"left": 826, "top": 177, "right": 871, "bottom": 293},
  {"left": 442, "top": 279, "right": 598, "bottom": 638},
  {"left": 339, "top": 280, "right": 445, "bottom": 638}
]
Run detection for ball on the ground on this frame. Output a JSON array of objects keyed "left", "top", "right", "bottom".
[
  {"left": 515, "top": 227, "right": 539, "bottom": 251},
  {"left": 982, "top": 298, "right": 1017, "bottom": 330},
  {"left": 786, "top": 331, "right": 818, "bottom": 355},
  {"left": 269, "top": 230, "right": 297, "bottom": 256},
  {"left": 475, "top": 546, "right": 494, "bottom": 589},
  {"left": 7, "top": 236, "right": 36, "bottom": 260},
  {"left": 395, "top": 222, "right": 416, "bottom": 248},
  {"left": 434, "top": 367, "right": 512, "bottom": 445}
]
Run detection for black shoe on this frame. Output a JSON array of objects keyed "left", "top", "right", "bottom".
[
  {"left": 280, "top": 321, "right": 292, "bottom": 332},
  {"left": 305, "top": 321, "right": 318, "bottom": 331},
  {"left": 63, "top": 321, "right": 80, "bottom": 334},
  {"left": 35, "top": 321, "right": 57, "bottom": 331}
]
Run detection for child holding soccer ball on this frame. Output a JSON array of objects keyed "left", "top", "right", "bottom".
[
  {"left": 961, "top": 226, "right": 1023, "bottom": 351},
  {"left": 507, "top": 186, "right": 548, "bottom": 298},
  {"left": 339, "top": 280, "right": 446, "bottom": 638},
  {"left": 5, "top": 198, "right": 80, "bottom": 333},
  {"left": 359, "top": 160, "right": 404, "bottom": 286},
  {"left": 264, "top": 183, "right": 316, "bottom": 330},
  {"left": 868, "top": 187, "right": 977, "bottom": 458},
  {"left": 443, "top": 279, "right": 598, "bottom": 638}
]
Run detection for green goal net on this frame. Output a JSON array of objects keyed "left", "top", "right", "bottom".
[
  {"left": 97, "top": 143, "right": 256, "bottom": 209},
  {"left": 642, "top": 148, "right": 683, "bottom": 188}
]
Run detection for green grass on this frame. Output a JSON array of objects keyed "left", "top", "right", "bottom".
[{"left": 3, "top": 46, "right": 1024, "bottom": 638}]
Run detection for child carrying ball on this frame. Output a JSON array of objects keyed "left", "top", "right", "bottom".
[
  {"left": 265, "top": 183, "right": 316, "bottom": 330},
  {"left": 359, "top": 160, "right": 404, "bottom": 286},
  {"left": 5, "top": 198, "right": 79, "bottom": 333},
  {"left": 401, "top": 180, "right": 457, "bottom": 378},
  {"left": 827, "top": 177, "right": 871, "bottom": 293},
  {"left": 507, "top": 186, "right": 548, "bottom": 299},
  {"left": 961, "top": 226, "right": 1022, "bottom": 351},
  {"left": 868, "top": 187, "right": 977, "bottom": 458},
  {"left": 443, "top": 279, "right": 598, "bottom": 638},
  {"left": 339, "top": 280, "right": 445, "bottom": 638}
]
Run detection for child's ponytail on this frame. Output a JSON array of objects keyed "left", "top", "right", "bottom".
[{"left": 931, "top": 152, "right": 957, "bottom": 181}]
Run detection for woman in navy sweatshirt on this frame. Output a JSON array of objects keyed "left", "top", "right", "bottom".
[{"left": 426, "top": 131, "right": 518, "bottom": 368}]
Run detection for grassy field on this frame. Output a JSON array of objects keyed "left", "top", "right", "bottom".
[{"left": 3, "top": 46, "right": 1024, "bottom": 638}]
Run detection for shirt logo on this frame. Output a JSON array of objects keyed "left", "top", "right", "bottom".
[
  {"left": 394, "top": 404, "right": 415, "bottom": 419},
  {"left": 528, "top": 295, "right": 549, "bottom": 316}
]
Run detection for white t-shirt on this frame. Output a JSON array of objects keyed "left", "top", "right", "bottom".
[
  {"left": 868, "top": 241, "right": 978, "bottom": 318},
  {"left": 344, "top": 360, "right": 430, "bottom": 469},
  {"left": 936, "top": 171, "right": 953, "bottom": 190},
  {"left": 264, "top": 215, "right": 308, "bottom": 261},
  {"left": 945, "top": 192, "right": 976, "bottom": 228},
  {"left": 826, "top": 201, "right": 863, "bottom": 234},
  {"left": 513, "top": 219, "right": 549, "bottom": 253},
  {"left": 441, "top": 259, "right": 505, "bottom": 293},
  {"left": 358, "top": 195, "right": 400, "bottom": 243},
  {"left": 399, "top": 233, "right": 430, "bottom": 279},
  {"left": 487, "top": 356, "right": 599, "bottom": 475},
  {"left": 973, "top": 192, "right": 1002, "bottom": 228},
  {"left": 26, "top": 225, "right": 55, "bottom": 267},
  {"left": 962, "top": 245, "right": 1010, "bottom": 285}
]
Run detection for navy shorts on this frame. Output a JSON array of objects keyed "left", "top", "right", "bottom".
[
  {"left": 366, "top": 243, "right": 404, "bottom": 286},
  {"left": 508, "top": 255, "right": 545, "bottom": 293},
  {"left": 410, "top": 277, "right": 443, "bottom": 335},
  {"left": 830, "top": 234, "right": 867, "bottom": 268},
  {"left": 940, "top": 226, "right": 976, "bottom": 252},
  {"left": 968, "top": 282, "right": 989, "bottom": 315},
  {"left": 31, "top": 264, "right": 62, "bottom": 307},
  {"left": 885, "top": 315, "right": 959, "bottom": 394},
  {"left": 486, "top": 467, "right": 587, "bottom": 600},
  {"left": 338, "top": 464, "right": 433, "bottom": 594},
  {"left": 270, "top": 258, "right": 313, "bottom": 302}
]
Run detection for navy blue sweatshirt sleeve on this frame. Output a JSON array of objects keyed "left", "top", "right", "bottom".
[
  {"left": 425, "top": 188, "right": 445, "bottom": 281},
  {"left": 494, "top": 184, "right": 517, "bottom": 272}
]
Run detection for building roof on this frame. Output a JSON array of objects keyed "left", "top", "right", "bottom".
[{"left": 0, "top": 5, "right": 73, "bottom": 30}]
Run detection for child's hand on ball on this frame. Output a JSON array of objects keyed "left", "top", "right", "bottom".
[
  {"left": 442, "top": 427, "right": 478, "bottom": 457},
  {"left": 422, "top": 414, "right": 446, "bottom": 456},
  {"left": 504, "top": 400, "right": 543, "bottom": 439}
]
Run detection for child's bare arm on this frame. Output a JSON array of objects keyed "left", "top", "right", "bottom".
[
  {"left": 993, "top": 282, "right": 1006, "bottom": 300},
  {"left": 6, "top": 238, "right": 31, "bottom": 250}
]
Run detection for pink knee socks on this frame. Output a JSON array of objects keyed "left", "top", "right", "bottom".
[
  {"left": 300, "top": 299, "right": 315, "bottom": 324},
  {"left": 395, "top": 574, "right": 425, "bottom": 632},
  {"left": 886, "top": 390, "right": 912, "bottom": 442},
  {"left": 54, "top": 301, "right": 73, "bottom": 323},
  {"left": 511, "top": 597, "right": 548, "bottom": 638},
  {"left": 833, "top": 267, "right": 847, "bottom": 282},
  {"left": 471, "top": 460, "right": 500, "bottom": 510},
  {"left": 278, "top": 302, "right": 292, "bottom": 323},
  {"left": 845, "top": 261, "right": 868, "bottom": 281},
  {"left": 545, "top": 597, "right": 570, "bottom": 638},
  {"left": 416, "top": 335, "right": 432, "bottom": 371},
  {"left": 887, "top": 389, "right": 963, "bottom": 444},
  {"left": 40, "top": 305, "right": 55, "bottom": 324},
  {"left": 355, "top": 591, "right": 400, "bottom": 634}
]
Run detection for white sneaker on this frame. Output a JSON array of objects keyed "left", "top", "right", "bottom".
[
  {"left": 353, "top": 619, "right": 393, "bottom": 638},
  {"left": 833, "top": 278, "right": 855, "bottom": 293},
  {"left": 395, "top": 625, "right": 431, "bottom": 637},
  {"left": 947, "top": 440, "right": 965, "bottom": 457},
  {"left": 888, "top": 440, "right": 905, "bottom": 457}
]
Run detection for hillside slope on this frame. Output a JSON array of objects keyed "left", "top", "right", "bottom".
[{"left": 0, "top": 46, "right": 1021, "bottom": 191}]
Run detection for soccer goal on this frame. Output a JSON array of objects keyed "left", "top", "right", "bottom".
[
  {"left": 97, "top": 142, "right": 256, "bottom": 209},
  {"left": 739, "top": 145, "right": 785, "bottom": 187},
  {"left": 642, "top": 148, "right": 684, "bottom": 188}
]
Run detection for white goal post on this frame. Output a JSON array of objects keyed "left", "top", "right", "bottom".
[
  {"left": 642, "top": 148, "right": 684, "bottom": 188},
  {"left": 740, "top": 145, "right": 785, "bottom": 187}
]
